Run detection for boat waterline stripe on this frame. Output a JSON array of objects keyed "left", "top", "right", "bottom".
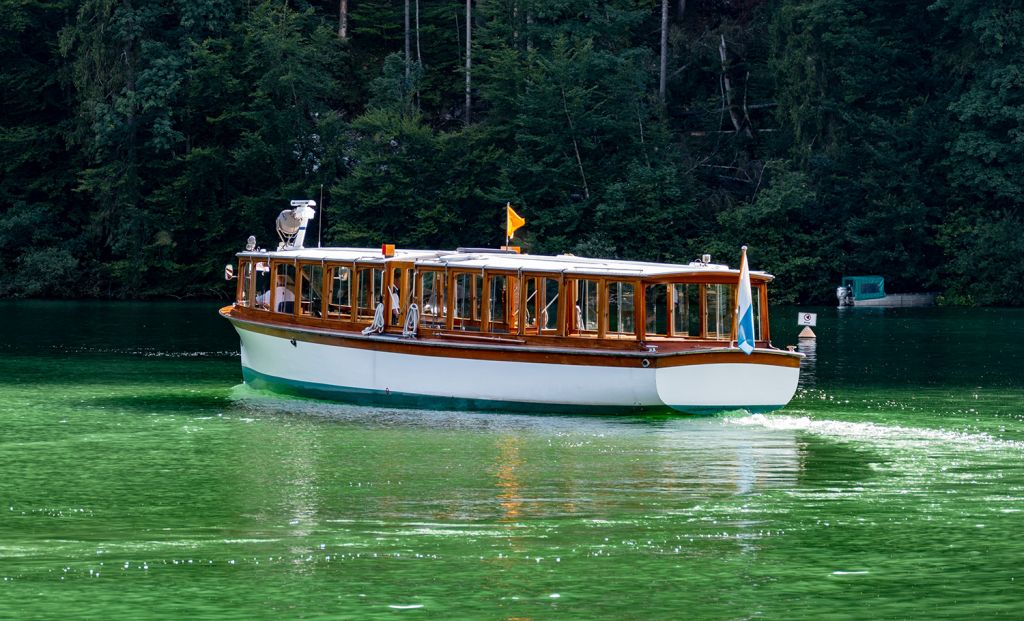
[{"left": 239, "top": 367, "right": 787, "bottom": 416}]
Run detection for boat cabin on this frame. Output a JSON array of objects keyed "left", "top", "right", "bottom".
[
  {"left": 839, "top": 275, "right": 886, "bottom": 303},
  {"left": 231, "top": 248, "right": 773, "bottom": 351}
]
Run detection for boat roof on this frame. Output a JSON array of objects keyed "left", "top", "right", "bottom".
[{"left": 237, "top": 246, "right": 773, "bottom": 281}]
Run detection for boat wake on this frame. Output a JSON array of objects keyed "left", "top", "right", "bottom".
[
  {"left": 52, "top": 345, "right": 239, "bottom": 358},
  {"left": 727, "top": 413, "right": 1024, "bottom": 453}
]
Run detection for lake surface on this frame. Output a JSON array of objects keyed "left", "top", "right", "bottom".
[{"left": 2, "top": 301, "right": 1023, "bottom": 620}]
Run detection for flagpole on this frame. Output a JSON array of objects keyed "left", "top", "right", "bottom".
[
  {"left": 504, "top": 202, "right": 511, "bottom": 247},
  {"left": 504, "top": 202, "right": 525, "bottom": 249}
]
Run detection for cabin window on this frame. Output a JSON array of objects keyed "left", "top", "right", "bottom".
[
  {"left": 751, "top": 284, "right": 763, "bottom": 341},
  {"left": 299, "top": 264, "right": 323, "bottom": 317},
  {"left": 488, "top": 274, "right": 508, "bottom": 328},
  {"left": 453, "top": 272, "right": 483, "bottom": 328},
  {"left": 542, "top": 277, "right": 560, "bottom": 331},
  {"left": 607, "top": 281, "right": 635, "bottom": 335},
  {"left": 503, "top": 274, "right": 520, "bottom": 334},
  {"left": 671, "top": 284, "right": 701, "bottom": 336},
  {"left": 389, "top": 267, "right": 404, "bottom": 326},
  {"left": 237, "top": 260, "right": 252, "bottom": 307},
  {"left": 644, "top": 284, "right": 669, "bottom": 337},
  {"left": 419, "top": 271, "right": 446, "bottom": 327},
  {"left": 574, "top": 279, "right": 599, "bottom": 333},
  {"left": 705, "top": 284, "right": 734, "bottom": 339},
  {"left": 522, "top": 277, "right": 539, "bottom": 331},
  {"left": 253, "top": 262, "right": 271, "bottom": 311},
  {"left": 518, "top": 276, "right": 561, "bottom": 334},
  {"left": 271, "top": 263, "right": 297, "bottom": 314},
  {"left": 356, "top": 267, "right": 384, "bottom": 319},
  {"left": 327, "top": 265, "right": 351, "bottom": 318}
]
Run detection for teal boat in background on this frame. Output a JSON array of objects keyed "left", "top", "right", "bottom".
[{"left": 837, "top": 275, "right": 935, "bottom": 307}]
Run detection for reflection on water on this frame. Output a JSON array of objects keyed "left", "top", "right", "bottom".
[
  {"left": 495, "top": 436, "right": 525, "bottom": 522},
  {"left": 797, "top": 336, "right": 817, "bottom": 389}
]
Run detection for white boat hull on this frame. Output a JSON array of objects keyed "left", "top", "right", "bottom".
[{"left": 230, "top": 319, "right": 801, "bottom": 415}]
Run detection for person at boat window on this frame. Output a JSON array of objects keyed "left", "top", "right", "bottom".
[
  {"left": 388, "top": 285, "right": 401, "bottom": 320},
  {"left": 256, "top": 274, "right": 295, "bottom": 312}
]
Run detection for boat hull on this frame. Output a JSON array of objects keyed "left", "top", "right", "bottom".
[
  {"left": 226, "top": 314, "right": 801, "bottom": 415},
  {"left": 851, "top": 293, "right": 936, "bottom": 308}
]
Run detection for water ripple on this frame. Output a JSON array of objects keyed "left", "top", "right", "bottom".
[{"left": 728, "top": 413, "right": 1024, "bottom": 452}]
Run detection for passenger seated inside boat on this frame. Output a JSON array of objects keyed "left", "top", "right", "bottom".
[{"left": 256, "top": 274, "right": 295, "bottom": 312}]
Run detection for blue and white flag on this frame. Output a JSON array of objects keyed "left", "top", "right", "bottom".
[{"left": 736, "top": 246, "right": 755, "bottom": 355}]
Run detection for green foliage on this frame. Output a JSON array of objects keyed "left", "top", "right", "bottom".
[
  {"left": 939, "top": 209, "right": 1024, "bottom": 307},
  {"left": 710, "top": 162, "right": 829, "bottom": 304},
  {"left": 0, "top": 0, "right": 1022, "bottom": 304},
  {"left": 368, "top": 53, "right": 423, "bottom": 114},
  {"left": 590, "top": 161, "right": 698, "bottom": 263},
  {"left": 933, "top": 1, "right": 1024, "bottom": 208},
  {"left": 329, "top": 109, "right": 445, "bottom": 245},
  {"left": 768, "top": 0, "right": 949, "bottom": 300}
]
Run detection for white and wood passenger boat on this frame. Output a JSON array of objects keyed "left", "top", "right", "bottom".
[{"left": 220, "top": 201, "right": 802, "bottom": 414}]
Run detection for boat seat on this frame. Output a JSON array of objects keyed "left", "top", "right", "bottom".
[{"left": 277, "top": 301, "right": 294, "bottom": 313}]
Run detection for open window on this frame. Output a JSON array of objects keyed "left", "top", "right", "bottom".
[
  {"left": 573, "top": 279, "right": 599, "bottom": 334},
  {"left": 453, "top": 272, "right": 483, "bottom": 330},
  {"left": 387, "top": 266, "right": 413, "bottom": 327},
  {"left": 270, "top": 263, "right": 296, "bottom": 314},
  {"left": 253, "top": 261, "right": 271, "bottom": 311},
  {"left": 418, "top": 270, "right": 447, "bottom": 328},
  {"left": 670, "top": 283, "right": 701, "bottom": 336},
  {"left": 704, "top": 283, "right": 734, "bottom": 339},
  {"left": 487, "top": 274, "right": 509, "bottom": 332},
  {"left": 299, "top": 264, "right": 323, "bottom": 317},
  {"left": 750, "top": 282, "right": 763, "bottom": 341},
  {"left": 236, "top": 259, "right": 253, "bottom": 307},
  {"left": 644, "top": 283, "right": 669, "bottom": 337},
  {"left": 541, "top": 277, "right": 560, "bottom": 332},
  {"left": 355, "top": 266, "right": 384, "bottom": 320},
  {"left": 327, "top": 265, "right": 352, "bottom": 319},
  {"left": 607, "top": 281, "right": 635, "bottom": 336}
]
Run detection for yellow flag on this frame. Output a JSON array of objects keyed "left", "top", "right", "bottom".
[{"left": 506, "top": 203, "right": 526, "bottom": 239}]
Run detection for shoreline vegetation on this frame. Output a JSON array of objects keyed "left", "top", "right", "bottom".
[{"left": 2, "top": 1, "right": 1021, "bottom": 305}]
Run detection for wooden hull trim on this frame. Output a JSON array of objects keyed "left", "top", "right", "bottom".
[{"left": 222, "top": 308, "right": 803, "bottom": 370}]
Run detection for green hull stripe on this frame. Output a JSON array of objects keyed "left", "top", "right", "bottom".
[{"left": 240, "top": 367, "right": 785, "bottom": 416}]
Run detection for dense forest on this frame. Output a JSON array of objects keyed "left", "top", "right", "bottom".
[{"left": 1, "top": 0, "right": 1021, "bottom": 304}]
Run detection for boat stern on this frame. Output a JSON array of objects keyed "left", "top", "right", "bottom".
[{"left": 654, "top": 349, "right": 802, "bottom": 414}]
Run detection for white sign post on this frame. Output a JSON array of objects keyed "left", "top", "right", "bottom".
[{"left": 797, "top": 312, "right": 817, "bottom": 327}]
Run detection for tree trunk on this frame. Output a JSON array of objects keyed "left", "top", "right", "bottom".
[
  {"left": 719, "top": 35, "right": 749, "bottom": 136},
  {"left": 561, "top": 87, "right": 590, "bottom": 200},
  {"left": 415, "top": 0, "right": 421, "bottom": 67},
  {"left": 338, "top": 0, "right": 348, "bottom": 39},
  {"left": 676, "top": 0, "right": 686, "bottom": 21},
  {"left": 415, "top": 0, "right": 421, "bottom": 110},
  {"left": 404, "top": 0, "right": 411, "bottom": 79},
  {"left": 465, "top": 0, "right": 472, "bottom": 125},
  {"left": 659, "top": 0, "right": 668, "bottom": 102}
]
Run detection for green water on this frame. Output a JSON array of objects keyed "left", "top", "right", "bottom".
[{"left": 2, "top": 301, "right": 1023, "bottom": 620}]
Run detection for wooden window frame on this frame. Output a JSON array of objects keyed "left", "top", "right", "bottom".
[
  {"left": 270, "top": 261, "right": 299, "bottom": 316},
  {"left": 324, "top": 261, "right": 355, "bottom": 321}
]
